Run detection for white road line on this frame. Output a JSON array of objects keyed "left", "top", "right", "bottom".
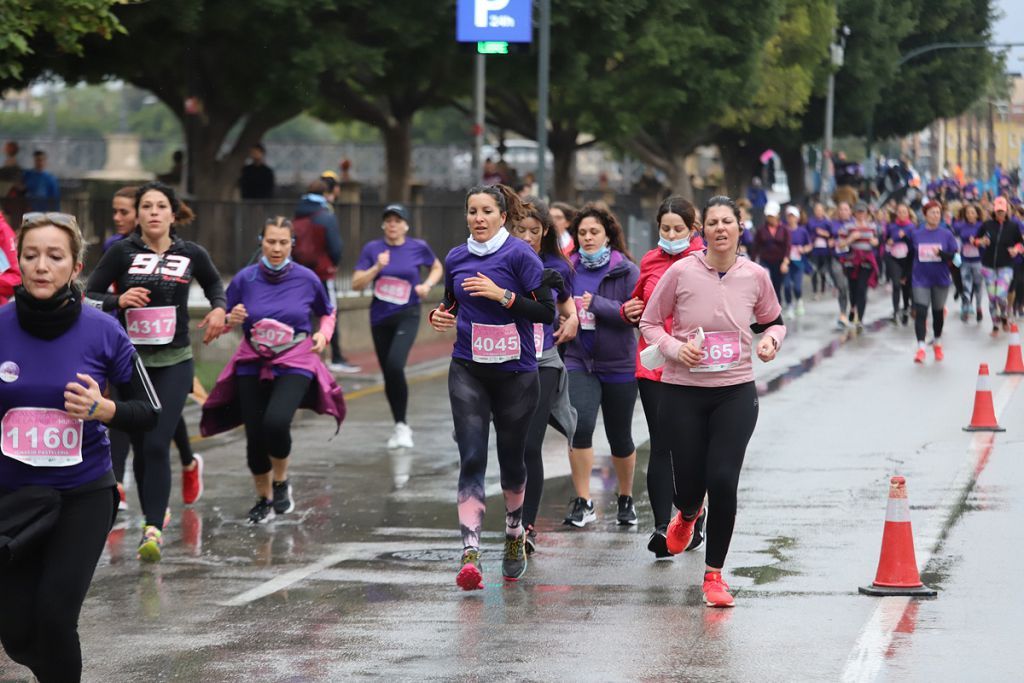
[{"left": 841, "top": 376, "right": 1021, "bottom": 683}]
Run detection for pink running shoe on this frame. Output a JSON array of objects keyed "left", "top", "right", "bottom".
[
  {"left": 702, "top": 571, "right": 735, "bottom": 608},
  {"left": 666, "top": 507, "right": 703, "bottom": 555}
]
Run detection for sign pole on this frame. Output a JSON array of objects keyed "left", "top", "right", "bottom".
[
  {"left": 535, "top": 0, "right": 550, "bottom": 199},
  {"left": 473, "top": 52, "right": 486, "bottom": 185}
]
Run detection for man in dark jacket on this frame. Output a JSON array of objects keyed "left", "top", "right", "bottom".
[
  {"left": 292, "top": 172, "right": 360, "bottom": 373},
  {"left": 239, "top": 143, "right": 275, "bottom": 199}
]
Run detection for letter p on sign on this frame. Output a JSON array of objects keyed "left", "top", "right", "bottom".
[{"left": 475, "top": 0, "right": 510, "bottom": 27}]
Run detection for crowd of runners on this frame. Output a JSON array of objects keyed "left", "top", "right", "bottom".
[{"left": 3, "top": 165, "right": 1024, "bottom": 680}]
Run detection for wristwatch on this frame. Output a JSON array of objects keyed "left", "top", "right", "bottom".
[{"left": 499, "top": 289, "right": 514, "bottom": 307}]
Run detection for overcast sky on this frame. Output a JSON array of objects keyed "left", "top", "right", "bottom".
[{"left": 993, "top": 0, "right": 1024, "bottom": 71}]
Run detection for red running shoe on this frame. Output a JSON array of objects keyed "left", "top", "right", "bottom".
[
  {"left": 456, "top": 548, "right": 484, "bottom": 591},
  {"left": 913, "top": 348, "right": 926, "bottom": 364},
  {"left": 182, "top": 454, "right": 204, "bottom": 505},
  {"left": 933, "top": 343, "right": 944, "bottom": 361},
  {"left": 117, "top": 482, "right": 128, "bottom": 511},
  {"left": 702, "top": 571, "right": 735, "bottom": 608},
  {"left": 666, "top": 507, "right": 703, "bottom": 555}
]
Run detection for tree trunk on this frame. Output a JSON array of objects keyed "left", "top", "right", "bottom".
[
  {"left": 667, "top": 153, "right": 693, "bottom": 198},
  {"left": 717, "top": 136, "right": 759, "bottom": 199},
  {"left": 383, "top": 114, "right": 413, "bottom": 203},
  {"left": 778, "top": 144, "right": 807, "bottom": 205},
  {"left": 549, "top": 129, "right": 578, "bottom": 202}
]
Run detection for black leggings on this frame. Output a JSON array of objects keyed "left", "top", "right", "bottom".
[
  {"left": 111, "top": 416, "right": 193, "bottom": 483},
  {"left": 0, "top": 485, "right": 116, "bottom": 683},
  {"left": 845, "top": 266, "right": 871, "bottom": 322},
  {"left": 237, "top": 373, "right": 312, "bottom": 476},
  {"left": 522, "top": 366, "right": 561, "bottom": 529},
  {"left": 659, "top": 381, "right": 758, "bottom": 569},
  {"left": 449, "top": 360, "right": 538, "bottom": 549},
  {"left": 810, "top": 253, "right": 831, "bottom": 294},
  {"left": 569, "top": 371, "right": 637, "bottom": 456},
  {"left": 913, "top": 286, "right": 949, "bottom": 342},
  {"left": 371, "top": 308, "right": 420, "bottom": 424},
  {"left": 131, "top": 360, "right": 193, "bottom": 529},
  {"left": 639, "top": 378, "right": 674, "bottom": 530},
  {"left": 886, "top": 255, "right": 912, "bottom": 314}
]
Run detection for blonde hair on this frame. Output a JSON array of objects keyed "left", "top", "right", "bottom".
[{"left": 18, "top": 212, "right": 86, "bottom": 266}]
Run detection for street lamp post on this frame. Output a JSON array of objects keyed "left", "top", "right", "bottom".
[{"left": 820, "top": 25, "right": 850, "bottom": 203}]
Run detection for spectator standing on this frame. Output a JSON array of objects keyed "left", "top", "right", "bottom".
[
  {"left": 292, "top": 173, "right": 360, "bottom": 373},
  {"left": 238, "top": 143, "right": 275, "bottom": 200},
  {"left": 22, "top": 150, "right": 60, "bottom": 212},
  {"left": 0, "top": 141, "right": 24, "bottom": 199}
]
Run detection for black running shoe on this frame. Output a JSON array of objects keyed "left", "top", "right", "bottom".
[
  {"left": 563, "top": 497, "right": 596, "bottom": 527},
  {"left": 647, "top": 528, "right": 671, "bottom": 558},
  {"left": 247, "top": 498, "right": 275, "bottom": 525},
  {"left": 502, "top": 533, "right": 527, "bottom": 581},
  {"left": 272, "top": 480, "right": 294, "bottom": 515},
  {"left": 616, "top": 495, "right": 638, "bottom": 526},
  {"left": 685, "top": 508, "right": 708, "bottom": 552},
  {"left": 524, "top": 525, "right": 537, "bottom": 555}
]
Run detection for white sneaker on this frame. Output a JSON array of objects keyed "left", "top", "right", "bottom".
[
  {"left": 796, "top": 300, "right": 805, "bottom": 316},
  {"left": 387, "top": 422, "right": 414, "bottom": 449},
  {"left": 329, "top": 361, "right": 362, "bottom": 374},
  {"left": 786, "top": 305, "right": 795, "bottom": 318}
]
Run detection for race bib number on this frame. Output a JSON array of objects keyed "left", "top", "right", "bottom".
[
  {"left": 789, "top": 246, "right": 803, "bottom": 261},
  {"left": 813, "top": 237, "right": 828, "bottom": 249},
  {"left": 2, "top": 408, "right": 83, "bottom": 467},
  {"left": 125, "top": 306, "right": 177, "bottom": 345},
  {"left": 471, "top": 323, "right": 521, "bottom": 364},
  {"left": 689, "top": 330, "right": 741, "bottom": 373},
  {"left": 374, "top": 276, "right": 412, "bottom": 305},
  {"left": 962, "top": 243, "right": 980, "bottom": 258},
  {"left": 575, "top": 296, "right": 596, "bottom": 331},
  {"left": 889, "top": 242, "right": 909, "bottom": 259},
  {"left": 533, "top": 323, "right": 544, "bottom": 359},
  {"left": 917, "top": 243, "right": 941, "bottom": 263},
  {"left": 251, "top": 318, "right": 295, "bottom": 349}
]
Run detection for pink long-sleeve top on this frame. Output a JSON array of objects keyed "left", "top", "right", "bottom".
[{"left": 639, "top": 251, "right": 786, "bottom": 388}]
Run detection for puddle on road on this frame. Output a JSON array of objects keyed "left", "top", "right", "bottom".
[{"left": 732, "top": 535, "right": 798, "bottom": 585}]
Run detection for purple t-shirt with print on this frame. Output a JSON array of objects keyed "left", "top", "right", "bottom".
[
  {"left": 226, "top": 262, "right": 333, "bottom": 337},
  {"left": 356, "top": 238, "right": 437, "bottom": 326},
  {"left": 0, "top": 305, "right": 135, "bottom": 490},
  {"left": 909, "top": 226, "right": 959, "bottom": 288},
  {"left": 444, "top": 236, "right": 544, "bottom": 372},
  {"left": 540, "top": 252, "right": 573, "bottom": 352}
]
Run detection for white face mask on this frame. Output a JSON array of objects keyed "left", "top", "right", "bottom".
[{"left": 467, "top": 226, "right": 510, "bottom": 257}]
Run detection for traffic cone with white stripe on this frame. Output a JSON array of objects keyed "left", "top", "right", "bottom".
[
  {"left": 963, "top": 363, "right": 1005, "bottom": 432},
  {"left": 999, "top": 324, "right": 1024, "bottom": 375},
  {"left": 859, "top": 476, "right": 937, "bottom": 597}
]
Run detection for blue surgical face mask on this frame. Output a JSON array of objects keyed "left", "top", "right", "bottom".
[
  {"left": 579, "top": 244, "right": 612, "bottom": 269},
  {"left": 261, "top": 256, "right": 291, "bottom": 271},
  {"left": 658, "top": 235, "right": 690, "bottom": 255}
]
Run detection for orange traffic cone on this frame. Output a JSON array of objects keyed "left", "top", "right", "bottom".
[
  {"left": 859, "top": 476, "right": 937, "bottom": 597},
  {"left": 999, "top": 324, "right": 1024, "bottom": 375},
  {"left": 963, "top": 363, "right": 1005, "bottom": 432}
]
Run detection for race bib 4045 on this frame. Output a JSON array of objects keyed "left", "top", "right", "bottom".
[{"left": 471, "top": 322, "right": 521, "bottom": 364}]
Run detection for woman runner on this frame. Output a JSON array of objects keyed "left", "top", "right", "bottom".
[
  {"left": 429, "top": 184, "right": 555, "bottom": 589},
  {"left": 954, "top": 203, "right": 985, "bottom": 323},
  {"left": 976, "top": 196, "right": 1024, "bottom": 336},
  {"left": 623, "top": 196, "right": 706, "bottom": 558},
  {"left": 640, "top": 195, "right": 785, "bottom": 608},
  {"left": 85, "top": 181, "right": 226, "bottom": 561},
  {"left": 200, "top": 217, "right": 346, "bottom": 523},
  {"left": 0, "top": 212, "right": 159, "bottom": 680},
  {"left": 884, "top": 203, "right": 915, "bottom": 325},
  {"left": 352, "top": 204, "right": 442, "bottom": 450},
  {"left": 909, "top": 201, "right": 961, "bottom": 363},
  {"left": 562, "top": 205, "right": 640, "bottom": 528},
  {"left": 508, "top": 199, "right": 578, "bottom": 554}
]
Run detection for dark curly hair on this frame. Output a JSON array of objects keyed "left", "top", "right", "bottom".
[{"left": 570, "top": 203, "right": 632, "bottom": 262}]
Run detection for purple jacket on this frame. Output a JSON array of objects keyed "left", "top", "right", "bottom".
[
  {"left": 564, "top": 251, "right": 640, "bottom": 376},
  {"left": 200, "top": 338, "right": 346, "bottom": 437}
]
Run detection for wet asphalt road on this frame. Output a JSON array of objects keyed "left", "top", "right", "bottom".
[{"left": 2, "top": 292, "right": 1023, "bottom": 682}]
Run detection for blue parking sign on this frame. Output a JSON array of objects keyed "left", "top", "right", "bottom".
[{"left": 456, "top": 0, "right": 532, "bottom": 43}]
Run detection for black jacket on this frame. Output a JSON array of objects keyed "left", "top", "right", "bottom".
[
  {"left": 977, "top": 218, "right": 1024, "bottom": 269},
  {"left": 85, "top": 232, "right": 226, "bottom": 349}
]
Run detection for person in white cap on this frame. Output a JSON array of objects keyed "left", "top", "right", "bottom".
[
  {"left": 783, "top": 205, "right": 811, "bottom": 316},
  {"left": 751, "top": 200, "right": 790, "bottom": 303}
]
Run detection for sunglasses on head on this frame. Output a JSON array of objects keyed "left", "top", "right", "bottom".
[{"left": 21, "top": 212, "right": 79, "bottom": 231}]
